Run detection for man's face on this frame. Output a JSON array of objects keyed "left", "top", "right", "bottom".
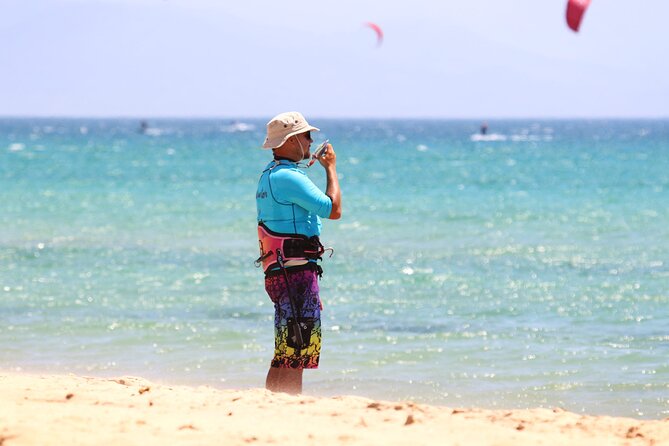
[{"left": 291, "top": 131, "right": 313, "bottom": 160}]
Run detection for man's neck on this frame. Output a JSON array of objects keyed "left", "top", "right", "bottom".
[{"left": 273, "top": 156, "right": 298, "bottom": 162}]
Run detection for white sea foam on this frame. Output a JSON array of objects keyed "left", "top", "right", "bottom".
[
  {"left": 470, "top": 133, "right": 507, "bottom": 142},
  {"left": 221, "top": 122, "right": 255, "bottom": 133},
  {"left": 143, "top": 128, "right": 165, "bottom": 136}
]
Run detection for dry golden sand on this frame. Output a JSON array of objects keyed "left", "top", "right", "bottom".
[{"left": 1, "top": 372, "right": 668, "bottom": 446}]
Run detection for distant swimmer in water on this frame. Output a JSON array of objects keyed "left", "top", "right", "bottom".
[
  {"left": 139, "top": 120, "right": 149, "bottom": 134},
  {"left": 480, "top": 121, "right": 488, "bottom": 135}
]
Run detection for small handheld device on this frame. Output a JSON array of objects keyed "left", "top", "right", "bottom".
[
  {"left": 313, "top": 139, "right": 329, "bottom": 158},
  {"left": 307, "top": 140, "right": 329, "bottom": 167}
]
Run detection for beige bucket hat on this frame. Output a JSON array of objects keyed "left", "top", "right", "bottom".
[{"left": 262, "top": 111, "right": 320, "bottom": 149}]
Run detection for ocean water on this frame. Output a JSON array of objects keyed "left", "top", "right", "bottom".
[{"left": 1, "top": 118, "right": 668, "bottom": 419}]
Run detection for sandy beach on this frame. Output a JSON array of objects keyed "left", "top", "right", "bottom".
[{"left": 0, "top": 372, "right": 667, "bottom": 446}]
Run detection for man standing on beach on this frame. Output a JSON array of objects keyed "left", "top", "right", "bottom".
[{"left": 255, "top": 111, "right": 342, "bottom": 394}]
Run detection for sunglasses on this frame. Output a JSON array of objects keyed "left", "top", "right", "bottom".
[{"left": 303, "top": 131, "right": 312, "bottom": 140}]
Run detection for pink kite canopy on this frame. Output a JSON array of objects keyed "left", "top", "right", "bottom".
[
  {"left": 364, "top": 22, "right": 384, "bottom": 47},
  {"left": 566, "top": 0, "right": 591, "bottom": 32}
]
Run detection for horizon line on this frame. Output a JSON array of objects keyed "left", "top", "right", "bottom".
[{"left": 1, "top": 114, "right": 668, "bottom": 121}]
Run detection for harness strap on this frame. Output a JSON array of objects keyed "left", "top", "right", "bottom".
[{"left": 276, "top": 248, "right": 308, "bottom": 350}]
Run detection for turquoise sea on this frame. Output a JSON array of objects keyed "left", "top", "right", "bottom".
[{"left": 1, "top": 118, "right": 668, "bottom": 419}]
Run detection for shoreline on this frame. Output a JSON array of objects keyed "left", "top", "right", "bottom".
[{"left": 1, "top": 372, "right": 667, "bottom": 445}]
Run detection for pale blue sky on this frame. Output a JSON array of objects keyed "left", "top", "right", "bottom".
[{"left": 1, "top": 0, "right": 668, "bottom": 118}]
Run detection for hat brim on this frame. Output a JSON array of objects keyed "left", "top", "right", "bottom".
[{"left": 262, "top": 125, "right": 320, "bottom": 149}]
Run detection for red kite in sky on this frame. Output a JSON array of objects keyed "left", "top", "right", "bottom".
[{"left": 566, "top": 0, "right": 591, "bottom": 32}]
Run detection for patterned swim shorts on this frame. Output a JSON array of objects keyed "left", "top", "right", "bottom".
[{"left": 265, "top": 266, "right": 322, "bottom": 369}]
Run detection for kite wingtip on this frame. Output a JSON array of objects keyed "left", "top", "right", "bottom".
[{"left": 565, "top": 0, "right": 590, "bottom": 33}]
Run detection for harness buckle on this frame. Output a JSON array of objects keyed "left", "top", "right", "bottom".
[{"left": 254, "top": 250, "right": 272, "bottom": 268}]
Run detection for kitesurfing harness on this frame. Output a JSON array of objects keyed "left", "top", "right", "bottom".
[{"left": 254, "top": 222, "right": 331, "bottom": 275}]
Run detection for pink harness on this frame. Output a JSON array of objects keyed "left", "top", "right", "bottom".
[{"left": 255, "top": 223, "right": 327, "bottom": 273}]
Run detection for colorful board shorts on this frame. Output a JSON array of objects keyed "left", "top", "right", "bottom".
[{"left": 264, "top": 266, "right": 322, "bottom": 369}]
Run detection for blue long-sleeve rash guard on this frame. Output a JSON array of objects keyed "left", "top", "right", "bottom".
[{"left": 256, "top": 160, "right": 332, "bottom": 236}]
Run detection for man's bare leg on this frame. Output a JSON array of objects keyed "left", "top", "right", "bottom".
[{"left": 265, "top": 367, "right": 303, "bottom": 394}]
